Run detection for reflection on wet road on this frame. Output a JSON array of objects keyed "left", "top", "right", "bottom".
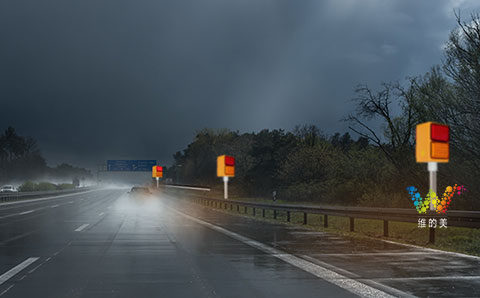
[{"left": 0, "top": 189, "right": 358, "bottom": 298}]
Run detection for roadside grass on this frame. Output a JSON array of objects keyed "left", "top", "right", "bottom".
[{"left": 200, "top": 197, "right": 480, "bottom": 257}]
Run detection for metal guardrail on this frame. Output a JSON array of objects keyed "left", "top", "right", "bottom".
[
  {"left": 176, "top": 193, "right": 480, "bottom": 244},
  {"left": 0, "top": 187, "right": 93, "bottom": 203}
]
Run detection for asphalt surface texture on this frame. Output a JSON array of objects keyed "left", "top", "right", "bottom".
[{"left": 0, "top": 188, "right": 478, "bottom": 298}]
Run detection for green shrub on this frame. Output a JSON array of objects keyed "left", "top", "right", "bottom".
[
  {"left": 57, "top": 183, "right": 75, "bottom": 190},
  {"left": 18, "top": 181, "right": 36, "bottom": 192},
  {"left": 36, "top": 182, "right": 57, "bottom": 191}
]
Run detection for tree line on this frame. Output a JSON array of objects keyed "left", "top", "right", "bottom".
[
  {"left": 166, "top": 12, "right": 480, "bottom": 210},
  {"left": 0, "top": 126, "right": 92, "bottom": 185}
]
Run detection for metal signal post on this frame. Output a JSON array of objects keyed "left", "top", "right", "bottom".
[
  {"left": 223, "top": 176, "right": 229, "bottom": 199},
  {"left": 428, "top": 162, "right": 437, "bottom": 211}
]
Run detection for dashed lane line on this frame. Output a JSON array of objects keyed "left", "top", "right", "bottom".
[
  {"left": 0, "top": 258, "right": 39, "bottom": 285},
  {"left": 74, "top": 224, "right": 89, "bottom": 232}
]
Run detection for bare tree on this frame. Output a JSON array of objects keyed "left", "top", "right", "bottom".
[{"left": 345, "top": 82, "right": 417, "bottom": 172}]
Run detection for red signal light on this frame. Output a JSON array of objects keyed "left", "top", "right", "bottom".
[
  {"left": 156, "top": 166, "right": 163, "bottom": 172},
  {"left": 431, "top": 124, "right": 449, "bottom": 142},
  {"left": 225, "top": 156, "right": 235, "bottom": 166}
]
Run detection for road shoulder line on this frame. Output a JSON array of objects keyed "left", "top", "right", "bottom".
[{"left": 167, "top": 206, "right": 411, "bottom": 298}]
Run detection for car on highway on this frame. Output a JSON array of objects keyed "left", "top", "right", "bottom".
[
  {"left": 128, "top": 186, "right": 152, "bottom": 198},
  {"left": 0, "top": 185, "right": 17, "bottom": 193}
]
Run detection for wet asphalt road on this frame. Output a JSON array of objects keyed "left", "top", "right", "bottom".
[
  {"left": 0, "top": 188, "right": 479, "bottom": 298},
  {"left": 0, "top": 188, "right": 358, "bottom": 298}
]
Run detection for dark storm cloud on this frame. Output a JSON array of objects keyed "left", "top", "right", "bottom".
[{"left": 1, "top": 0, "right": 479, "bottom": 169}]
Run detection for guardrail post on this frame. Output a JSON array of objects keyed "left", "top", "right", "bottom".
[
  {"left": 244, "top": 206, "right": 247, "bottom": 214},
  {"left": 262, "top": 209, "right": 265, "bottom": 217},
  {"left": 253, "top": 207, "right": 256, "bottom": 216},
  {"left": 324, "top": 215, "right": 328, "bottom": 228},
  {"left": 287, "top": 211, "right": 290, "bottom": 222},
  {"left": 273, "top": 210, "right": 277, "bottom": 219},
  {"left": 224, "top": 203, "right": 227, "bottom": 209},
  {"left": 230, "top": 204, "right": 233, "bottom": 211},
  {"left": 349, "top": 217, "right": 354, "bottom": 232},
  {"left": 303, "top": 213, "right": 307, "bottom": 225},
  {"left": 429, "top": 227, "right": 435, "bottom": 244},
  {"left": 237, "top": 205, "right": 240, "bottom": 212},
  {"left": 383, "top": 220, "right": 389, "bottom": 237}
]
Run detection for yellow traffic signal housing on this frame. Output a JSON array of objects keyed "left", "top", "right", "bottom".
[
  {"left": 152, "top": 166, "right": 163, "bottom": 178},
  {"left": 217, "top": 155, "right": 235, "bottom": 177},
  {"left": 416, "top": 122, "right": 449, "bottom": 163}
]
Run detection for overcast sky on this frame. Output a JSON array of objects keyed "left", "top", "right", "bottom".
[{"left": 1, "top": 0, "right": 479, "bottom": 169}]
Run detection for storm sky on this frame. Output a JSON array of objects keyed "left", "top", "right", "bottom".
[{"left": 1, "top": 0, "right": 479, "bottom": 169}]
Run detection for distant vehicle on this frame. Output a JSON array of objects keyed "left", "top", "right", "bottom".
[
  {"left": 128, "top": 186, "right": 152, "bottom": 197},
  {"left": 0, "top": 185, "right": 17, "bottom": 193}
]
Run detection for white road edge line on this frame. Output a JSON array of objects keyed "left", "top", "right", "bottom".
[
  {"left": 74, "top": 224, "right": 89, "bottom": 232},
  {"left": 99, "top": 212, "right": 105, "bottom": 216},
  {"left": 18, "top": 210, "right": 35, "bottom": 215},
  {"left": 379, "top": 238, "right": 480, "bottom": 261},
  {"left": 0, "top": 257, "right": 39, "bottom": 285},
  {"left": 168, "top": 207, "right": 402, "bottom": 298}
]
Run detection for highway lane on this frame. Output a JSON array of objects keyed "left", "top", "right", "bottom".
[{"left": 0, "top": 188, "right": 362, "bottom": 298}]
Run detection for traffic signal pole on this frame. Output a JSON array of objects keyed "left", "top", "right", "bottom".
[
  {"left": 223, "top": 177, "right": 228, "bottom": 199},
  {"left": 428, "top": 162, "right": 437, "bottom": 211},
  {"left": 156, "top": 177, "right": 159, "bottom": 189}
]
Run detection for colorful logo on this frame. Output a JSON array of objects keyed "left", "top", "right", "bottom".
[{"left": 406, "top": 185, "right": 466, "bottom": 214}]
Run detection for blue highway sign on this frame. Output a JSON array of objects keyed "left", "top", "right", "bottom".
[{"left": 107, "top": 160, "right": 156, "bottom": 171}]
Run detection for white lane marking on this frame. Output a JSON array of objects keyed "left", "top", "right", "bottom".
[
  {"left": 68, "top": 201, "right": 74, "bottom": 204},
  {"left": 379, "top": 238, "right": 480, "bottom": 261},
  {"left": 99, "top": 212, "right": 105, "bottom": 216},
  {"left": 27, "top": 263, "right": 43, "bottom": 274},
  {"left": 0, "top": 257, "right": 39, "bottom": 285},
  {"left": 373, "top": 275, "right": 480, "bottom": 281},
  {"left": 50, "top": 204, "right": 59, "bottom": 208},
  {"left": 0, "top": 189, "right": 99, "bottom": 206},
  {"left": 74, "top": 224, "right": 89, "bottom": 232},
  {"left": 169, "top": 208, "right": 398, "bottom": 298},
  {"left": 312, "top": 252, "right": 438, "bottom": 257},
  {"left": 0, "top": 284, "right": 14, "bottom": 296},
  {"left": 0, "top": 231, "right": 35, "bottom": 245},
  {"left": 18, "top": 210, "right": 35, "bottom": 215}
]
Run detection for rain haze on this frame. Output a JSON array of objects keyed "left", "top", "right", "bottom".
[{"left": 1, "top": 0, "right": 479, "bottom": 169}]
